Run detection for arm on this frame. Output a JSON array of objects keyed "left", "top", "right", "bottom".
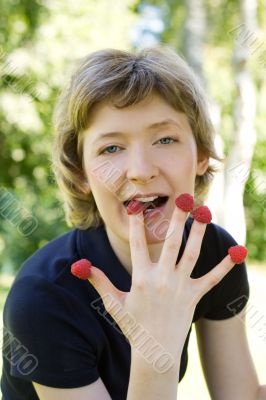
[
  {"left": 126, "top": 350, "right": 180, "bottom": 400},
  {"left": 33, "top": 377, "right": 112, "bottom": 400},
  {"left": 195, "top": 306, "right": 264, "bottom": 400},
  {"left": 33, "top": 353, "right": 181, "bottom": 400},
  {"left": 257, "top": 386, "right": 266, "bottom": 400}
]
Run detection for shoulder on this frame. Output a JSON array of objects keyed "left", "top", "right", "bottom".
[
  {"left": 14, "top": 228, "right": 79, "bottom": 282},
  {"left": 205, "top": 220, "right": 238, "bottom": 246},
  {"left": 187, "top": 216, "right": 238, "bottom": 252},
  {"left": 191, "top": 217, "right": 248, "bottom": 283},
  {"left": 186, "top": 217, "right": 238, "bottom": 274},
  {"left": 3, "top": 226, "right": 105, "bottom": 337},
  {"left": 12, "top": 224, "right": 106, "bottom": 283},
  {"left": 204, "top": 221, "right": 238, "bottom": 260},
  {"left": 187, "top": 218, "right": 250, "bottom": 320},
  {"left": 2, "top": 276, "right": 102, "bottom": 390},
  {"left": 4, "top": 274, "right": 102, "bottom": 345}
]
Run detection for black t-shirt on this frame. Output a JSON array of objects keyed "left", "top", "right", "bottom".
[{"left": 1, "top": 217, "right": 249, "bottom": 400}]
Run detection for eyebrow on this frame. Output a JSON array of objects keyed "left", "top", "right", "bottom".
[{"left": 92, "top": 118, "right": 184, "bottom": 143}]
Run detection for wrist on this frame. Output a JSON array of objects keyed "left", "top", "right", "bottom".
[{"left": 131, "top": 348, "right": 180, "bottom": 376}]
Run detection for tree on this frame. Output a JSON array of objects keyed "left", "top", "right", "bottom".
[
  {"left": 0, "top": 0, "right": 140, "bottom": 273},
  {"left": 223, "top": 0, "right": 257, "bottom": 244},
  {"left": 140, "top": 0, "right": 266, "bottom": 260}
]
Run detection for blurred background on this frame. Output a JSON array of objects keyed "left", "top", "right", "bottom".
[{"left": 0, "top": 0, "right": 265, "bottom": 398}]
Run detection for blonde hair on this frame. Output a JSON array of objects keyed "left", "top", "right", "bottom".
[{"left": 51, "top": 45, "right": 221, "bottom": 229}]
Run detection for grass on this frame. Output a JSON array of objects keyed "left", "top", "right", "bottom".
[{"left": 0, "top": 265, "right": 266, "bottom": 399}]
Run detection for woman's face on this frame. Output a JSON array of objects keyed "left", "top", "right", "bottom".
[{"left": 81, "top": 93, "right": 208, "bottom": 243}]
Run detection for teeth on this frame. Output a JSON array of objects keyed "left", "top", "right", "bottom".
[{"left": 134, "top": 196, "right": 158, "bottom": 202}]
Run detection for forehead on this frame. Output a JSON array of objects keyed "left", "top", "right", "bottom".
[{"left": 85, "top": 93, "right": 192, "bottom": 136}]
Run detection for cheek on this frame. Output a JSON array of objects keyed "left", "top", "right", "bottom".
[
  {"left": 165, "top": 146, "right": 197, "bottom": 176},
  {"left": 87, "top": 158, "right": 127, "bottom": 200},
  {"left": 172, "top": 153, "right": 198, "bottom": 193},
  {"left": 182, "top": 142, "right": 198, "bottom": 172}
]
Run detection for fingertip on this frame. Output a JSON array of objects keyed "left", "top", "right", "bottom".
[
  {"left": 71, "top": 259, "right": 92, "bottom": 280},
  {"left": 175, "top": 193, "right": 194, "bottom": 212},
  {"left": 228, "top": 245, "right": 248, "bottom": 264},
  {"left": 126, "top": 200, "right": 145, "bottom": 215},
  {"left": 192, "top": 205, "right": 212, "bottom": 224},
  {"left": 225, "top": 254, "right": 235, "bottom": 267}
]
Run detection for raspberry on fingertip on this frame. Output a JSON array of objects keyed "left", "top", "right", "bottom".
[
  {"left": 71, "top": 259, "right": 92, "bottom": 280},
  {"left": 126, "top": 200, "right": 146, "bottom": 215},
  {"left": 175, "top": 193, "right": 194, "bottom": 212},
  {"left": 228, "top": 245, "right": 248, "bottom": 264},
  {"left": 192, "top": 205, "right": 212, "bottom": 224}
]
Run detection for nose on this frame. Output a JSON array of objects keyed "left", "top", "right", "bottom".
[{"left": 126, "top": 145, "right": 158, "bottom": 183}]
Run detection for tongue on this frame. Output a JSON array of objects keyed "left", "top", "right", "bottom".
[{"left": 125, "top": 196, "right": 168, "bottom": 211}]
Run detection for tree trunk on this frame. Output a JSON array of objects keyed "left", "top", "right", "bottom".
[
  {"left": 183, "top": 0, "right": 206, "bottom": 87},
  {"left": 183, "top": 0, "right": 224, "bottom": 223},
  {"left": 222, "top": 0, "right": 257, "bottom": 245}
]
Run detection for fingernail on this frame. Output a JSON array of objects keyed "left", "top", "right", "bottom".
[
  {"left": 126, "top": 200, "right": 145, "bottom": 215},
  {"left": 192, "top": 205, "right": 212, "bottom": 224},
  {"left": 175, "top": 193, "right": 194, "bottom": 212},
  {"left": 71, "top": 259, "right": 92, "bottom": 279},
  {"left": 228, "top": 245, "right": 248, "bottom": 264}
]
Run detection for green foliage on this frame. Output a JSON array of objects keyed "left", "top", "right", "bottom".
[
  {"left": 139, "top": 0, "right": 266, "bottom": 261},
  {"left": 245, "top": 138, "right": 266, "bottom": 261},
  {"left": 0, "top": 0, "right": 139, "bottom": 273},
  {"left": 0, "top": 0, "right": 265, "bottom": 273}
]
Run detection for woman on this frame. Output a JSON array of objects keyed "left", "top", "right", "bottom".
[{"left": 1, "top": 45, "right": 265, "bottom": 399}]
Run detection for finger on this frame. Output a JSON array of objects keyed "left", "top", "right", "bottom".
[
  {"left": 128, "top": 208, "right": 150, "bottom": 274},
  {"left": 177, "top": 219, "right": 207, "bottom": 276},
  {"left": 177, "top": 205, "right": 212, "bottom": 275},
  {"left": 71, "top": 260, "right": 125, "bottom": 314},
  {"left": 195, "top": 255, "right": 235, "bottom": 297},
  {"left": 159, "top": 205, "right": 188, "bottom": 269},
  {"left": 88, "top": 266, "right": 126, "bottom": 313}
]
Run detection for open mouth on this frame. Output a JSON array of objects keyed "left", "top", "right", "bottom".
[{"left": 123, "top": 196, "right": 169, "bottom": 211}]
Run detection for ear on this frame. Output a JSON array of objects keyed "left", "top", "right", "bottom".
[{"left": 196, "top": 152, "right": 209, "bottom": 176}]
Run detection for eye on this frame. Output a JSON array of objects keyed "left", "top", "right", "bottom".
[
  {"left": 100, "top": 145, "right": 122, "bottom": 155},
  {"left": 157, "top": 137, "right": 178, "bottom": 145}
]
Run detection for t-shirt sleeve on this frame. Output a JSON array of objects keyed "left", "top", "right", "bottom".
[
  {"left": 3, "top": 275, "right": 101, "bottom": 388},
  {"left": 203, "top": 225, "right": 250, "bottom": 320}
]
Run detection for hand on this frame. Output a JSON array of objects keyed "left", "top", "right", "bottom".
[{"left": 73, "top": 196, "right": 238, "bottom": 366}]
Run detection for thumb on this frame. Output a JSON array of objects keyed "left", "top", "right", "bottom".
[{"left": 71, "top": 259, "right": 126, "bottom": 312}]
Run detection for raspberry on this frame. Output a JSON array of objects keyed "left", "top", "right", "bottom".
[
  {"left": 126, "top": 200, "right": 146, "bottom": 215},
  {"left": 192, "top": 205, "right": 212, "bottom": 224},
  {"left": 228, "top": 245, "right": 248, "bottom": 264},
  {"left": 71, "top": 259, "right": 92, "bottom": 280},
  {"left": 175, "top": 193, "right": 194, "bottom": 212}
]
